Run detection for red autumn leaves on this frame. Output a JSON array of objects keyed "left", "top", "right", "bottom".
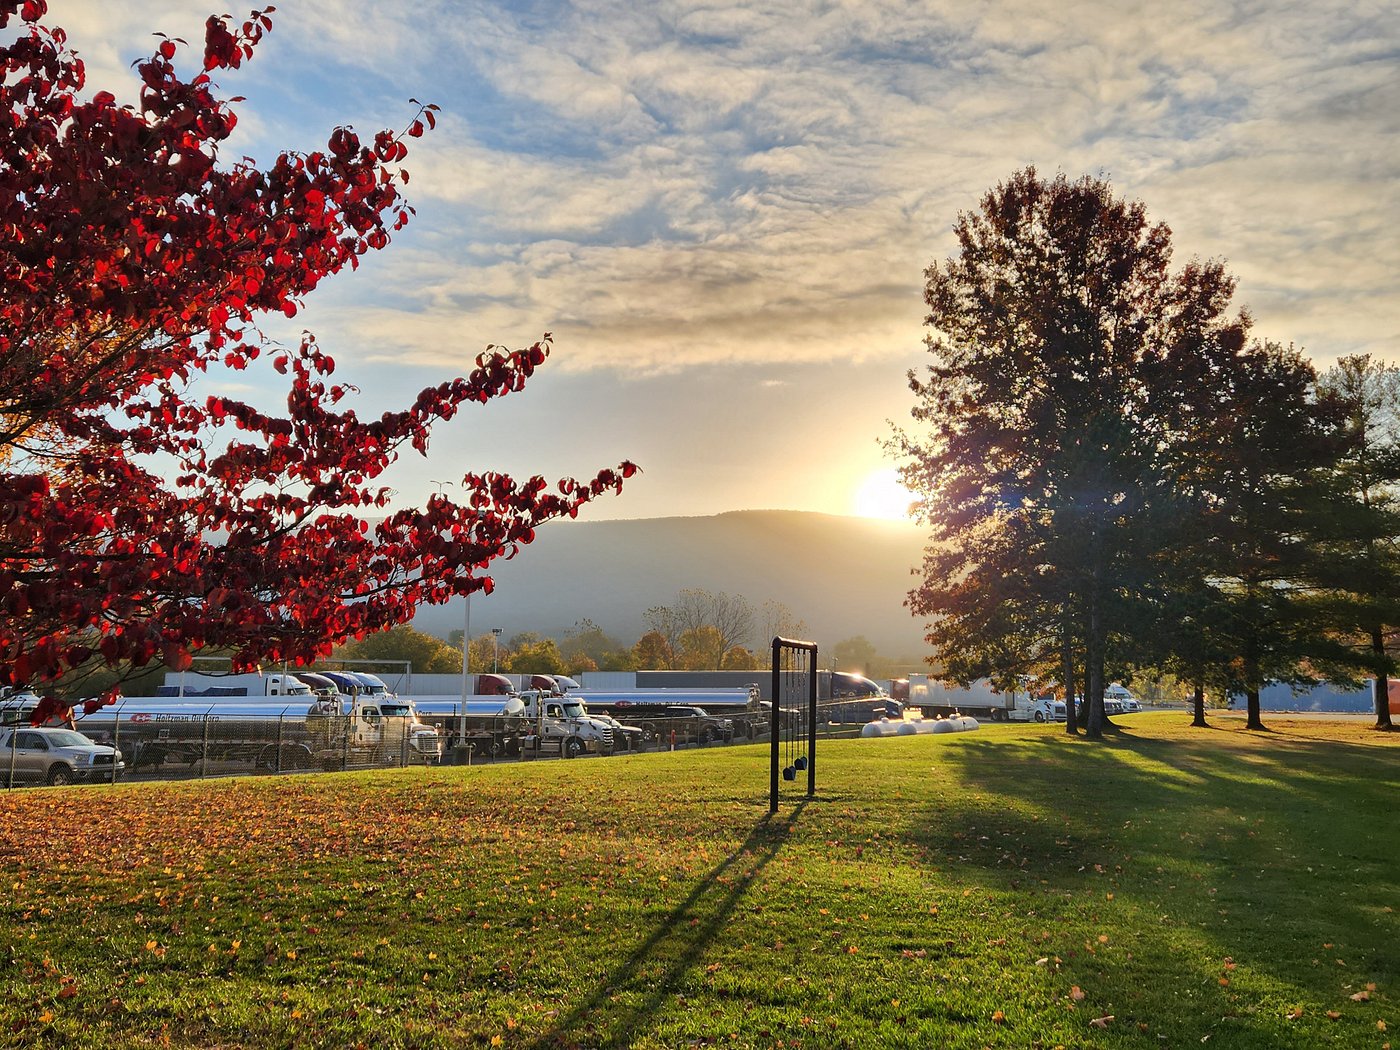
[{"left": 0, "top": 3, "right": 634, "bottom": 703}]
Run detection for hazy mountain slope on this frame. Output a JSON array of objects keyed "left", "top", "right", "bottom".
[{"left": 411, "top": 510, "right": 929, "bottom": 657}]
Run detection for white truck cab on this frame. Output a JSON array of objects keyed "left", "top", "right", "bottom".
[{"left": 516, "top": 690, "right": 614, "bottom": 758}]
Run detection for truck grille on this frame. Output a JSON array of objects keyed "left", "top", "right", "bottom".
[{"left": 92, "top": 754, "right": 116, "bottom": 766}]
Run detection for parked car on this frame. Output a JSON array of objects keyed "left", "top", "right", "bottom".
[
  {"left": 618, "top": 705, "right": 735, "bottom": 745},
  {"left": 0, "top": 727, "right": 124, "bottom": 786},
  {"left": 588, "top": 713, "right": 646, "bottom": 753}
]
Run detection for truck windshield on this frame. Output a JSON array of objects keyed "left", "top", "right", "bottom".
[
  {"left": 380, "top": 704, "right": 412, "bottom": 717},
  {"left": 561, "top": 701, "right": 586, "bottom": 718}
]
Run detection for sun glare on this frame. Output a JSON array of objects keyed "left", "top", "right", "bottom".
[{"left": 852, "top": 468, "right": 915, "bottom": 521}]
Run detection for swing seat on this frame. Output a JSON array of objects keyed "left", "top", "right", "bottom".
[{"left": 782, "top": 765, "right": 796, "bottom": 781}]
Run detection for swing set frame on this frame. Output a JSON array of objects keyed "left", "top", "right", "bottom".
[{"left": 770, "top": 636, "right": 817, "bottom": 813}]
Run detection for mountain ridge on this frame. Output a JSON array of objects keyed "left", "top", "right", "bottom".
[{"left": 410, "top": 509, "right": 930, "bottom": 658}]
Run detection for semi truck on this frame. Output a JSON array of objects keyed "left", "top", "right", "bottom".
[
  {"left": 627, "top": 669, "right": 883, "bottom": 706},
  {"left": 891, "top": 675, "right": 1056, "bottom": 722},
  {"left": 408, "top": 689, "right": 615, "bottom": 759},
  {"left": 467, "top": 673, "right": 573, "bottom": 696}
]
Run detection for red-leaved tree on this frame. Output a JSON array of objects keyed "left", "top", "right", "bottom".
[{"left": 0, "top": 1, "right": 635, "bottom": 717}]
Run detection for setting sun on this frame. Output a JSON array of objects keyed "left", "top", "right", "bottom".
[{"left": 852, "top": 468, "right": 916, "bottom": 521}]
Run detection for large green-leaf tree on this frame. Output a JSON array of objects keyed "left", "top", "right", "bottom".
[{"left": 891, "top": 169, "right": 1338, "bottom": 737}]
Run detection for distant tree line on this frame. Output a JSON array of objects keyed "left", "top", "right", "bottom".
[
  {"left": 890, "top": 168, "right": 1399, "bottom": 737},
  {"left": 345, "top": 589, "right": 812, "bottom": 676}
]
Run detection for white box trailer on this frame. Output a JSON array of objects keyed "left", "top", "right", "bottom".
[{"left": 894, "top": 675, "right": 1055, "bottom": 722}]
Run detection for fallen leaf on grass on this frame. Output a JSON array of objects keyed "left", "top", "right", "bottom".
[
  {"left": 1090, "top": 1015, "right": 1114, "bottom": 1028},
  {"left": 1070, "top": 986, "right": 1086, "bottom": 1002},
  {"left": 1350, "top": 990, "right": 1371, "bottom": 1002},
  {"left": 1287, "top": 1006, "right": 1304, "bottom": 1020},
  {"left": 1326, "top": 1011, "right": 1341, "bottom": 1020}
]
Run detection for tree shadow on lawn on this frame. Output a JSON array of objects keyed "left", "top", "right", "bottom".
[
  {"left": 525, "top": 802, "right": 808, "bottom": 1050},
  {"left": 901, "top": 727, "right": 1398, "bottom": 1041}
]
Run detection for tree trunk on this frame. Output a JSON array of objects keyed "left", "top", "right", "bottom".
[
  {"left": 1371, "top": 627, "right": 1394, "bottom": 731},
  {"left": 1245, "top": 687, "right": 1264, "bottom": 729},
  {"left": 1244, "top": 647, "right": 1265, "bottom": 730},
  {"left": 1084, "top": 590, "right": 1104, "bottom": 739},
  {"left": 1061, "top": 611, "right": 1078, "bottom": 735},
  {"left": 1072, "top": 597, "right": 1090, "bottom": 732},
  {"left": 1190, "top": 679, "right": 1208, "bottom": 728}
]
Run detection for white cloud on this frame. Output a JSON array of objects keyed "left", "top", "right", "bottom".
[{"left": 40, "top": 0, "right": 1400, "bottom": 378}]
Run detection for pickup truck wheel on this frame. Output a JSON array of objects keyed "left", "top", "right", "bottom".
[
  {"left": 698, "top": 729, "right": 712, "bottom": 745},
  {"left": 46, "top": 764, "right": 74, "bottom": 786},
  {"left": 563, "top": 736, "right": 585, "bottom": 759}
]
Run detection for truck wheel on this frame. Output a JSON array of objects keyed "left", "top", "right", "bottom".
[
  {"left": 1033, "top": 710, "right": 1046, "bottom": 723},
  {"left": 698, "top": 729, "right": 712, "bottom": 745},
  {"left": 46, "top": 764, "right": 74, "bottom": 787},
  {"left": 563, "top": 736, "right": 585, "bottom": 759}
]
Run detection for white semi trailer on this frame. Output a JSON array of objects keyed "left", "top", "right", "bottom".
[
  {"left": 159, "top": 671, "right": 314, "bottom": 698},
  {"left": 892, "top": 675, "right": 1056, "bottom": 722}
]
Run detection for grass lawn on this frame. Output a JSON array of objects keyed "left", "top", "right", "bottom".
[{"left": 1, "top": 713, "right": 1396, "bottom": 1049}]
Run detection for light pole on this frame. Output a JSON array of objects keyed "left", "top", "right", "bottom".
[{"left": 492, "top": 628, "right": 502, "bottom": 673}]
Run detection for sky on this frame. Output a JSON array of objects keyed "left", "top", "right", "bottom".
[{"left": 52, "top": 0, "right": 1400, "bottom": 522}]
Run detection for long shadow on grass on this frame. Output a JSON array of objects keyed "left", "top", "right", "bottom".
[
  {"left": 905, "top": 726, "right": 1399, "bottom": 1047},
  {"left": 916, "top": 727, "right": 1400, "bottom": 922},
  {"left": 526, "top": 804, "right": 806, "bottom": 1050}
]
